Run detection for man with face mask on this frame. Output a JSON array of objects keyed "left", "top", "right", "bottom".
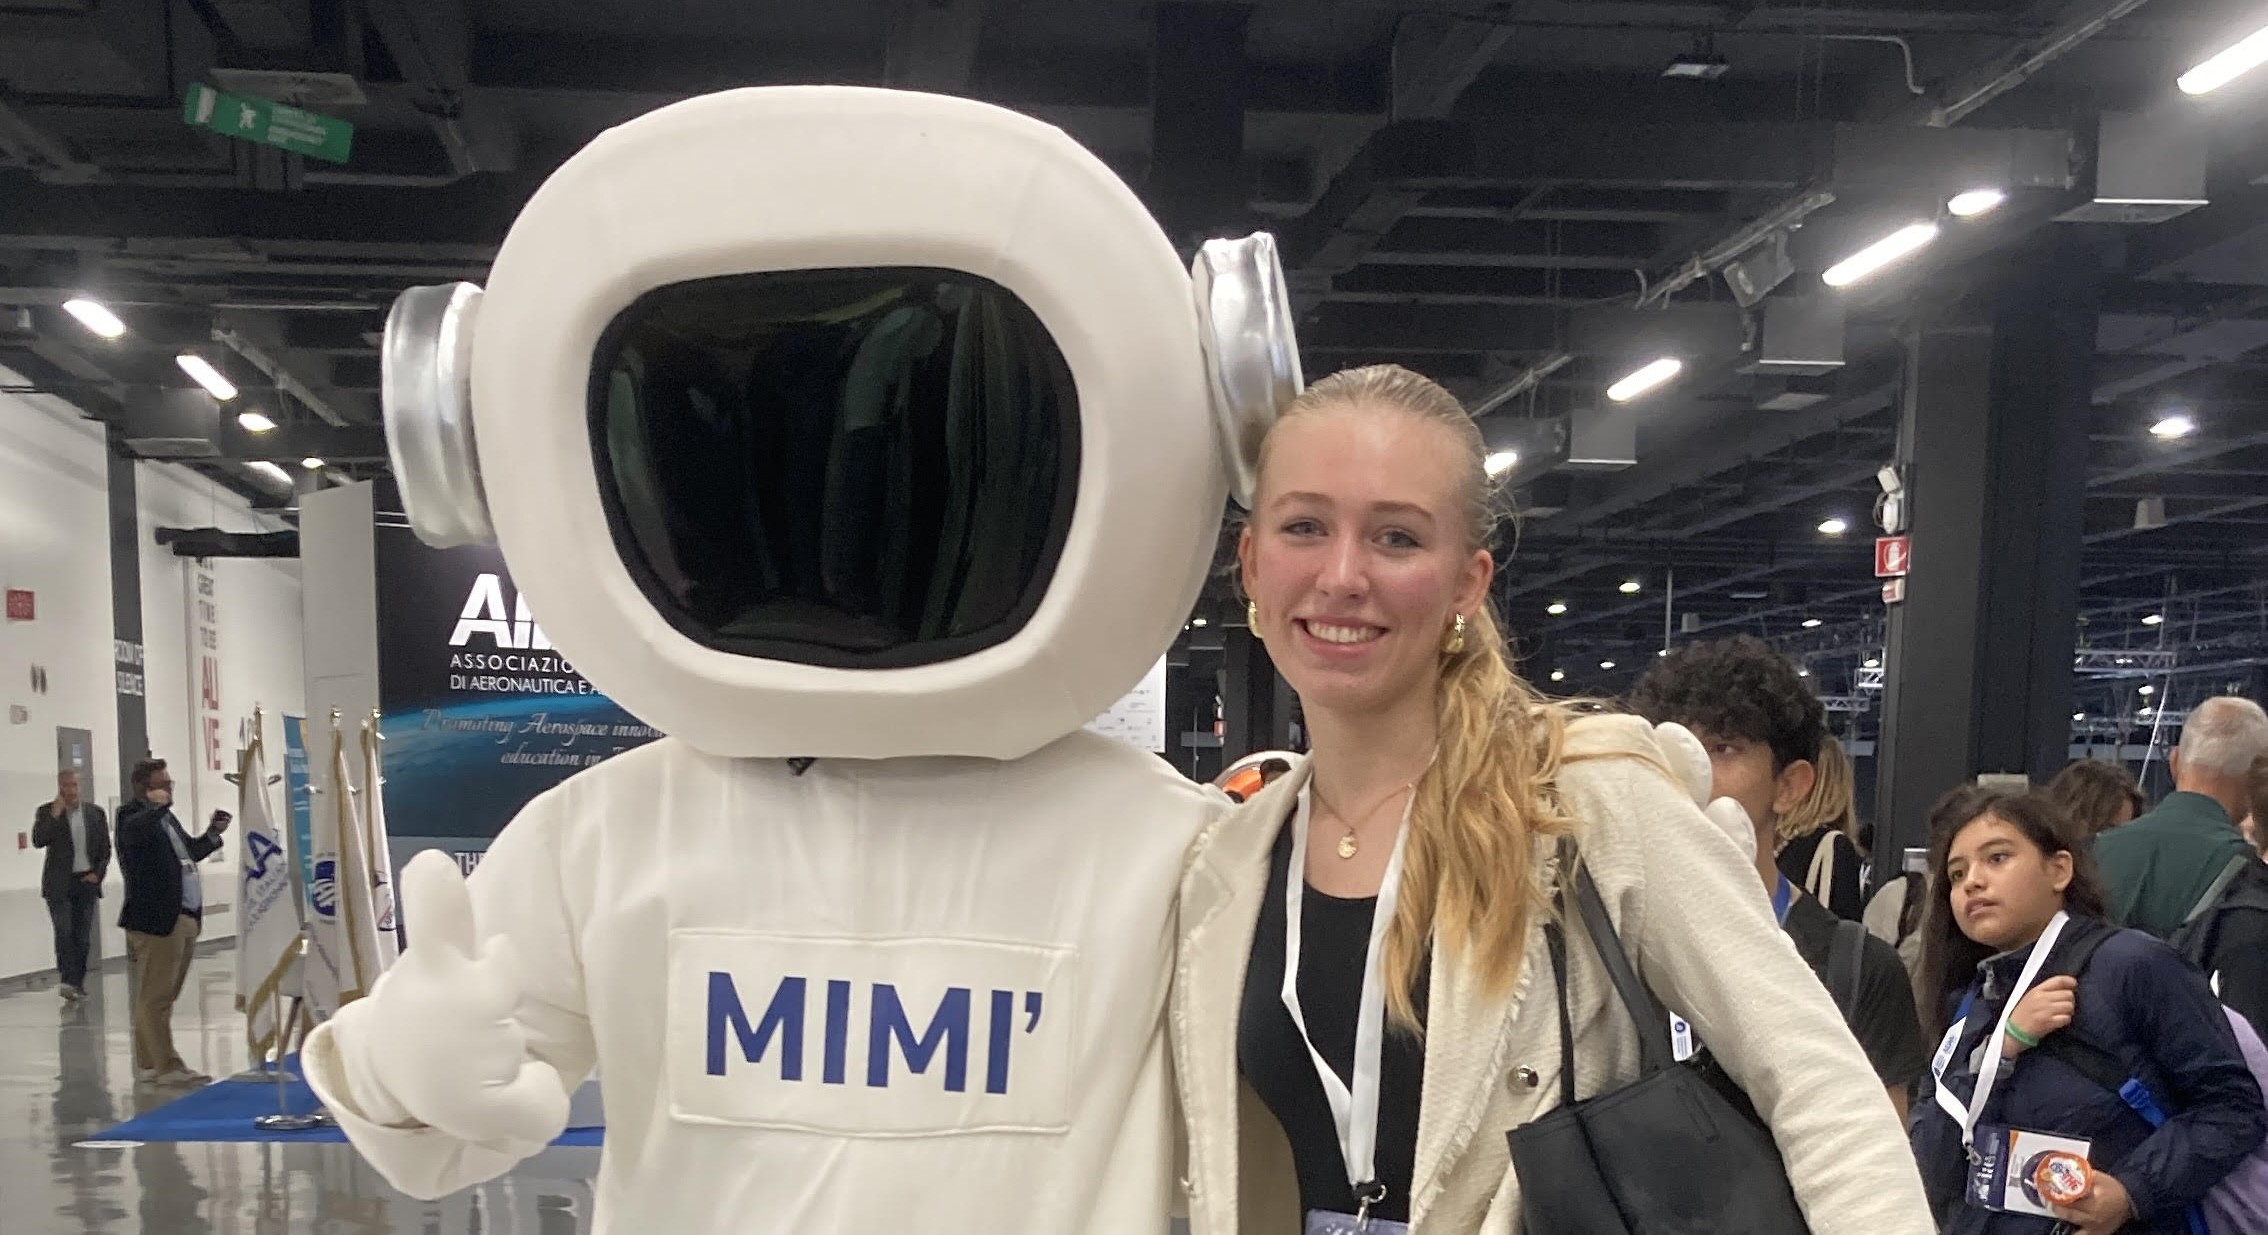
[{"left": 114, "top": 757, "right": 230, "bottom": 1085}]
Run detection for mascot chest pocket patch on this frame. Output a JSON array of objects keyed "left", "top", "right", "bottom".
[{"left": 666, "top": 931, "right": 1078, "bottom": 1137}]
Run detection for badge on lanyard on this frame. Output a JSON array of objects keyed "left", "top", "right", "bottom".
[
  {"left": 1931, "top": 911, "right": 2071, "bottom": 1153},
  {"left": 1284, "top": 785, "right": 1415, "bottom": 1235}
]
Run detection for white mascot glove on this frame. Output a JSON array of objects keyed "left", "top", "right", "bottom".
[
  {"left": 330, "top": 850, "right": 571, "bottom": 1147},
  {"left": 1650, "top": 721, "right": 1758, "bottom": 864}
]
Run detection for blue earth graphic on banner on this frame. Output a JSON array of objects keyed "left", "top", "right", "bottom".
[{"left": 377, "top": 692, "right": 658, "bottom": 841}]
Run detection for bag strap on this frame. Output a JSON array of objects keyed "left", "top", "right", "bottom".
[
  {"left": 1544, "top": 910, "right": 1579, "bottom": 1107},
  {"left": 1828, "top": 919, "right": 1866, "bottom": 1019},
  {"left": 1560, "top": 841, "right": 1677, "bottom": 1075},
  {"left": 2184, "top": 855, "right": 2253, "bottom": 925},
  {"left": 1806, "top": 834, "right": 1836, "bottom": 901}
]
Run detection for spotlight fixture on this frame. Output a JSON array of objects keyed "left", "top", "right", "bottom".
[
  {"left": 1947, "top": 188, "right": 2007, "bottom": 218},
  {"left": 1547, "top": 601, "right": 1569, "bottom": 616},
  {"left": 1484, "top": 449, "right": 1520, "bottom": 477},
  {"left": 301, "top": 457, "right": 324, "bottom": 470},
  {"left": 2150, "top": 413, "right": 2196, "bottom": 439},
  {"left": 2139, "top": 684, "right": 2157, "bottom": 697},
  {"left": 1802, "top": 618, "right": 1823, "bottom": 629},
  {"left": 2179, "top": 21, "right": 2268, "bottom": 95},
  {"left": 1599, "top": 660, "right": 1617, "bottom": 671},
  {"left": 1863, "top": 657, "right": 1881, "bottom": 669},
  {"left": 2073, "top": 711, "right": 2086, "bottom": 721},
  {"left": 1656, "top": 648, "right": 1669, "bottom": 658},
  {"left": 1190, "top": 616, "right": 1207, "bottom": 628},
  {"left": 175, "top": 353, "right": 238, "bottom": 401},
  {"left": 1607, "top": 357, "right": 1683, "bottom": 403},
  {"left": 247, "top": 461, "right": 294, "bottom": 486},
  {"left": 1618, "top": 580, "right": 1642, "bottom": 595},
  {"left": 1549, "top": 669, "right": 1566, "bottom": 682},
  {"left": 62, "top": 298, "right": 127, "bottom": 339},
  {"left": 1797, "top": 667, "right": 1810, "bottom": 677},
  {"left": 1817, "top": 516, "right": 1850, "bottom": 536},
  {"left": 236, "top": 410, "right": 277, "bottom": 433},
  {"left": 1822, "top": 222, "right": 1940, "bottom": 288},
  {"left": 2142, "top": 613, "right": 2164, "bottom": 626}
]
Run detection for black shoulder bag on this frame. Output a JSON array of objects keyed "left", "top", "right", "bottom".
[{"left": 1505, "top": 846, "right": 1814, "bottom": 1235}]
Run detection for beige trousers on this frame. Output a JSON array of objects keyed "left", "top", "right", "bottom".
[{"left": 126, "top": 914, "right": 200, "bottom": 1074}]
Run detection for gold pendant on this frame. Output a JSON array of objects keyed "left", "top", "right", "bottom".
[{"left": 1337, "top": 832, "right": 1359, "bottom": 860}]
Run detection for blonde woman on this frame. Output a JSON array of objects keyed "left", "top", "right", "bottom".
[
  {"left": 1170, "top": 365, "right": 1930, "bottom": 1235},
  {"left": 1777, "top": 734, "right": 1869, "bottom": 919}
]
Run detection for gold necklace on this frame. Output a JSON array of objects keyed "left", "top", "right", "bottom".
[{"left": 1312, "top": 780, "right": 1417, "bottom": 860}]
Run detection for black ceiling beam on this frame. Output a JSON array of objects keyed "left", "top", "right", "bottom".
[
  {"left": 280, "top": 313, "right": 383, "bottom": 351},
  {"left": 462, "top": 31, "right": 1384, "bottom": 116},
  {"left": 1326, "top": 263, "right": 1638, "bottom": 305},
  {"left": 1148, "top": 2, "right": 1251, "bottom": 248},
  {"left": 0, "top": 177, "right": 538, "bottom": 251},
  {"left": 884, "top": 0, "right": 985, "bottom": 95},
  {"left": 154, "top": 526, "right": 298, "bottom": 558}
]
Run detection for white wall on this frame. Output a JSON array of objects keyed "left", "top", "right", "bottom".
[{"left": 0, "top": 381, "right": 307, "bottom": 981}]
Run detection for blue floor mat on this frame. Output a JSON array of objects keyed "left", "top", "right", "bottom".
[{"left": 85, "top": 1060, "right": 604, "bottom": 1147}]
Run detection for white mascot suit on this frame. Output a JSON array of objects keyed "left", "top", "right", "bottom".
[{"left": 302, "top": 86, "right": 1304, "bottom": 1233}]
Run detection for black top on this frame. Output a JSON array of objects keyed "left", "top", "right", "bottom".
[
  {"left": 1240, "top": 823, "right": 1427, "bottom": 1222},
  {"left": 1782, "top": 892, "right": 1930, "bottom": 1088},
  {"left": 113, "top": 801, "right": 221, "bottom": 937},
  {"left": 1777, "top": 828, "right": 1866, "bottom": 921}
]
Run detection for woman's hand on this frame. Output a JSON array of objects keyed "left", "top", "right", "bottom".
[
  {"left": 2004, "top": 975, "right": 2078, "bottom": 1057},
  {"left": 2051, "top": 1170, "right": 2133, "bottom": 1235}
]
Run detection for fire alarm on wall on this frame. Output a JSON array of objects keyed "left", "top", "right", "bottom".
[{"left": 3, "top": 589, "right": 30, "bottom": 621}]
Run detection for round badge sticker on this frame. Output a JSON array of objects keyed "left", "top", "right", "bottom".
[{"left": 2029, "top": 1150, "right": 2092, "bottom": 1208}]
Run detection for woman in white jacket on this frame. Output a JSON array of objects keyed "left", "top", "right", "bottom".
[{"left": 1169, "top": 364, "right": 1932, "bottom": 1235}]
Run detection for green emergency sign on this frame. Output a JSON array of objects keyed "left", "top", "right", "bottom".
[{"left": 182, "top": 82, "right": 354, "bottom": 165}]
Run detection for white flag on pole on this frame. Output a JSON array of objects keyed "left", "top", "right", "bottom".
[
  {"left": 302, "top": 721, "right": 348, "bottom": 1022},
  {"left": 358, "top": 716, "right": 400, "bottom": 972},
  {"left": 232, "top": 712, "right": 304, "bottom": 1062},
  {"left": 330, "top": 720, "right": 385, "bottom": 1004}
]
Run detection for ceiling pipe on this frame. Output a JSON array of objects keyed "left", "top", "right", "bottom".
[
  {"left": 1913, "top": 0, "right": 2159, "bottom": 128},
  {"left": 211, "top": 326, "right": 351, "bottom": 426}
]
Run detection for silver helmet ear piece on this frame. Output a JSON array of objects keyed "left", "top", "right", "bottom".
[
  {"left": 1192, "top": 232, "right": 1302, "bottom": 510},
  {"left": 381, "top": 281, "right": 494, "bottom": 548}
]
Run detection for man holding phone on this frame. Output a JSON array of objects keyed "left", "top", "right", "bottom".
[{"left": 115, "top": 757, "right": 230, "bottom": 1085}]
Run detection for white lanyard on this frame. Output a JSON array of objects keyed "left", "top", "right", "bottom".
[
  {"left": 1281, "top": 783, "right": 1414, "bottom": 1213},
  {"left": 1933, "top": 910, "right": 2070, "bottom": 1149}
]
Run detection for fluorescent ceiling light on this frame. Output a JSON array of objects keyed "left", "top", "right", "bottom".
[
  {"left": 1606, "top": 357, "right": 1683, "bottom": 403},
  {"left": 1797, "top": 667, "right": 1810, "bottom": 677},
  {"left": 236, "top": 410, "right": 276, "bottom": 433},
  {"left": 62, "top": 298, "right": 126, "bottom": 339},
  {"left": 2142, "top": 613, "right": 2164, "bottom": 626},
  {"left": 1656, "top": 648, "right": 1669, "bottom": 657},
  {"left": 1822, "top": 222, "right": 1940, "bottom": 288},
  {"left": 176, "top": 353, "right": 238, "bottom": 401},
  {"left": 301, "top": 457, "right": 324, "bottom": 470},
  {"left": 1947, "top": 188, "right": 2006, "bottom": 218},
  {"left": 1817, "top": 516, "right": 1850, "bottom": 536},
  {"left": 1863, "top": 657, "right": 1881, "bottom": 669},
  {"left": 1618, "top": 579, "right": 1642, "bottom": 595},
  {"left": 2139, "top": 684, "right": 2157, "bottom": 696},
  {"left": 1546, "top": 601, "right": 1569, "bottom": 616},
  {"left": 1190, "top": 616, "right": 1207, "bottom": 628},
  {"left": 1802, "top": 618, "right": 1823, "bottom": 629},
  {"left": 2073, "top": 711, "right": 2086, "bottom": 721},
  {"left": 1599, "top": 660, "right": 1617, "bottom": 670},
  {"left": 1549, "top": 668, "right": 1566, "bottom": 682},
  {"left": 1484, "top": 449, "right": 1520, "bottom": 477},
  {"left": 247, "top": 461, "right": 294, "bottom": 487},
  {"left": 2180, "top": 22, "right": 2268, "bottom": 95},
  {"left": 2150, "top": 414, "right": 2196, "bottom": 439},
  {"left": 1662, "top": 53, "right": 1731, "bottom": 80}
]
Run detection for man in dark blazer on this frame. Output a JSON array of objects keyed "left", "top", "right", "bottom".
[
  {"left": 30, "top": 768, "right": 109, "bottom": 1001},
  {"left": 114, "top": 757, "right": 228, "bottom": 1085}
]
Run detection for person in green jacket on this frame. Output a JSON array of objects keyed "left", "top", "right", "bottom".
[{"left": 2095, "top": 695, "right": 2268, "bottom": 936}]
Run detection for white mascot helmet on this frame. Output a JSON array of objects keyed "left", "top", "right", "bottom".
[{"left": 381, "top": 87, "right": 1299, "bottom": 761}]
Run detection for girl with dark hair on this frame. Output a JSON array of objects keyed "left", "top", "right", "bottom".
[{"left": 1911, "top": 790, "right": 2265, "bottom": 1235}]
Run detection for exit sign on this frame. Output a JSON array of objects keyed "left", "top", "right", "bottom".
[{"left": 183, "top": 82, "right": 353, "bottom": 164}]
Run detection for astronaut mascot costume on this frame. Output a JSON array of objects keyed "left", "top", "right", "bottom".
[{"left": 301, "top": 86, "right": 1304, "bottom": 1233}]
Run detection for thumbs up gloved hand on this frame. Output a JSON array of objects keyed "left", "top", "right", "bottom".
[
  {"left": 327, "top": 850, "right": 571, "bottom": 1148},
  {"left": 1650, "top": 721, "right": 1759, "bottom": 864}
]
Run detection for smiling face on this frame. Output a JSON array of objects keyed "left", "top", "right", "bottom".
[
  {"left": 1946, "top": 813, "right": 2074, "bottom": 951},
  {"left": 1239, "top": 403, "right": 1493, "bottom": 720}
]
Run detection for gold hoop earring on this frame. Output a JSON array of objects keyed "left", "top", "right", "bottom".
[
  {"left": 1444, "top": 613, "right": 1467, "bottom": 655},
  {"left": 1247, "top": 600, "right": 1262, "bottom": 639}
]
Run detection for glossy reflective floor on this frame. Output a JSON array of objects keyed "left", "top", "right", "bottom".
[{"left": 0, "top": 944, "right": 599, "bottom": 1234}]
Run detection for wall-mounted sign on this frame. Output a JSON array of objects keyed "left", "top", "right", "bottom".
[
  {"left": 1874, "top": 535, "right": 1911, "bottom": 579},
  {"left": 1882, "top": 577, "right": 1908, "bottom": 606},
  {"left": 182, "top": 82, "right": 354, "bottom": 164},
  {"left": 4, "top": 588, "right": 31, "bottom": 620}
]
